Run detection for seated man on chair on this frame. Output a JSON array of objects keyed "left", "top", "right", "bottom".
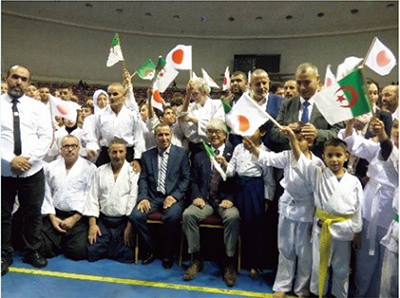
[
  {"left": 129, "top": 123, "right": 190, "bottom": 269},
  {"left": 182, "top": 119, "right": 240, "bottom": 287},
  {"left": 84, "top": 137, "right": 139, "bottom": 263},
  {"left": 41, "top": 135, "right": 96, "bottom": 260}
]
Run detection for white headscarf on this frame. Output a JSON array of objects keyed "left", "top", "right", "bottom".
[{"left": 93, "top": 89, "right": 109, "bottom": 114}]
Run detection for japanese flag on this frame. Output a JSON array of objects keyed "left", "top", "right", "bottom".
[
  {"left": 365, "top": 37, "right": 397, "bottom": 76},
  {"left": 151, "top": 85, "right": 164, "bottom": 111},
  {"left": 222, "top": 66, "right": 230, "bottom": 91},
  {"left": 166, "top": 45, "right": 192, "bottom": 70},
  {"left": 201, "top": 68, "right": 220, "bottom": 89},
  {"left": 324, "top": 65, "right": 335, "bottom": 88}
]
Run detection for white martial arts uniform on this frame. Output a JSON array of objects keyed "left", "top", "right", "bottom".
[
  {"left": 294, "top": 153, "right": 363, "bottom": 298},
  {"left": 339, "top": 130, "right": 398, "bottom": 297},
  {"left": 42, "top": 157, "right": 96, "bottom": 215},
  {"left": 84, "top": 161, "right": 139, "bottom": 218},
  {"left": 45, "top": 126, "right": 85, "bottom": 161},
  {"left": 147, "top": 115, "right": 188, "bottom": 149},
  {"left": 379, "top": 145, "right": 399, "bottom": 298},
  {"left": 256, "top": 150, "right": 323, "bottom": 296},
  {"left": 178, "top": 97, "right": 224, "bottom": 144}
]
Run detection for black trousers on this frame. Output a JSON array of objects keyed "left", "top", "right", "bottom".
[
  {"left": 96, "top": 146, "right": 134, "bottom": 167},
  {"left": 2, "top": 169, "right": 45, "bottom": 259},
  {"left": 41, "top": 210, "right": 88, "bottom": 260}
]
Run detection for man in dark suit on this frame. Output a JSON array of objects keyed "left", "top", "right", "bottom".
[
  {"left": 129, "top": 123, "right": 190, "bottom": 269},
  {"left": 182, "top": 119, "right": 239, "bottom": 287},
  {"left": 270, "top": 63, "right": 344, "bottom": 157}
]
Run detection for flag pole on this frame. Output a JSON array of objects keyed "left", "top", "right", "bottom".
[
  {"left": 190, "top": 69, "right": 193, "bottom": 80},
  {"left": 117, "top": 33, "right": 128, "bottom": 72},
  {"left": 246, "top": 94, "right": 284, "bottom": 130},
  {"left": 359, "top": 65, "right": 376, "bottom": 118},
  {"left": 130, "top": 71, "right": 137, "bottom": 79},
  {"left": 362, "top": 36, "right": 377, "bottom": 68}
]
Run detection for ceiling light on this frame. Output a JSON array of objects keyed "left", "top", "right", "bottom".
[
  {"left": 387, "top": 3, "right": 395, "bottom": 8},
  {"left": 145, "top": 12, "right": 152, "bottom": 17},
  {"left": 317, "top": 12, "right": 324, "bottom": 18},
  {"left": 255, "top": 16, "right": 263, "bottom": 20},
  {"left": 85, "top": 3, "right": 93, "bottom": 8},
  {"left": 201, "top": 16, "right": 207, "bottom": 22},
  {"left": 228, "top": 17, "right": 235, "bottom": 22},
  {"left": 286, "top": 15, "right": 293, "bottom": 20},
  {"left": 173, "top": 15, "right": 180, "bottom": 20},
  {"left": 351, "top": 9, "right": 359, "bottom": 14},
  {"left": 116, "top": 8, "right": 123, "bottom": 13}
]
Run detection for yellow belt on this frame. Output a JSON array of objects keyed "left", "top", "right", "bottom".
[{"left": 316, "top": 209, "right": 352, "bottom": 298}]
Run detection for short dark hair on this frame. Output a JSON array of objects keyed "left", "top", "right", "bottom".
[
  {"left": 231, "top": 71, "right": 248, "bottom": 82},
  {"left": 81, "top": 103, "right": 94, "bottom": 114},
  {"left": 59, "top": 82, "right": 72, "bottom": 90},
  {"left": 323, "top": 138, "right": 348, "bottom": 153},
  {"left": 154, "top": 123, "right": 171, "bottom": 134}
]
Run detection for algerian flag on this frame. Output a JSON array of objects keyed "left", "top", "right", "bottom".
[
  {"left": 106, "top": 33, "right": 124, "bottom": 67},
  {"left": 153, "top": 56, "right": 179, "bottom": 93},
  {"left": 201, "top": 140, "right": 227, "bottom": 181},
  {"left": 221, "top": 98, "right": 232, "bottom": 114},
  {"left": 365, "top": 37, "right": 397, "bottom": 76},
  {"left": 222, "top": 66, "right": 230, "bottom": 91},
  {"left": 313, "top": 68, "right": 371, "bottom": 125},
  {"left": 166, "top": 45, "right": 192, "bottom": 70},
  {"left": 201, "top": 68, "right": 220, "bottom": 89},
  {"left": 137, "top": 59, "right": 156, "bottom": 80},
  {"left": 225, "top": 93, "right": 271, "bottom": 136},
  {"left": 151, "top": 84, "right": 164, "bottom": 111},
  {"left": 324, "top": 65, "right": 335, "bottom": 88}
]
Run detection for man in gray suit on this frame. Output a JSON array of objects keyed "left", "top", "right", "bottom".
[
  {"left": 129, "top": 123, "right": 190, "bottom": 269},
  {"left": 271, "top": 63, "right": 344, "bottom": 157}
]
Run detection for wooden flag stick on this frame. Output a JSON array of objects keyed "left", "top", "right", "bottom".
[
  {"left": 247, "top": 94, "right": 284, "bottom": 130},
  {"left": 362, "top": 36, "right": 377, "bottom": 68},
  {"left": 130, "top": 71, "right": 137, "bottom": 79}
]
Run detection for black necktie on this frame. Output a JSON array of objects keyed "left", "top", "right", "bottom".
[
  {"left": 209, "top": 149, "right": 220, "bottom": 199},
  {"left": 12, "top": 99, "right": 22, "bottom": 155}
]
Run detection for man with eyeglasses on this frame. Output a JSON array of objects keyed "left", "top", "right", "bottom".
[
  {"left": 1, "top": 65, "right": 53, "bottom": 275},
  {"left": 40, "top": 135, "right": 96, "bottom": 260},
  {"left": 182, "top": 119, "right": 239, "bottom": 287}
]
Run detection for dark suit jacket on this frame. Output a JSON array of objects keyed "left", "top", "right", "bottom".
[
  {"left": 138, "top": 145, "right": 190, "bottom": 202},
  {"left": 190, "top": 143, "right": 235, "bottom": 209},
  {"left": 229, "top": 94, "right": 284, "bottom": 149},
  {"left": 270, "top": 96, "right": 344, "bottom": 156}
]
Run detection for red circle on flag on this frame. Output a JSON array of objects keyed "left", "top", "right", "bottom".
[
  {"left": 223, "top": 77, "right": 227, "bottom": 85},
  {"left": 238, "top": 115, "right": 250, "bottom": 132},
  {"left": 172, "top": 49, "right": 184, "bottom": 64},
  {"left": 376, "top": 50, "right": 391, "bottom": 67},
  {"left": 326, "top": 78, "right": 332, "bottom": 87},
  {"left": 154, "top": 90, "right": 163, "bottom": 103},
  {"left": 57, "top": 104, "right": 69, "bottom": 115}
]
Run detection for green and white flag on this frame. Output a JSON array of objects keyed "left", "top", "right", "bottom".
[
  {"left": 201, "top": 140, "right": 227, "bottom": 181},
  {"left": 152, "top": 56, "right": 179, "bottom": 93},
  {"left": 313, "top": 68, "right": 371, "bottom": 125},
  {"left": 107, "top": 34, "right": 124, "bottom": 67},
  {"left": 137, "top": 59, "right": 156, "bottom": 80}
]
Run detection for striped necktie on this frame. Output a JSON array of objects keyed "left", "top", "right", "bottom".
[{"left": 157, "top": 151, "right": 168, "bottom": 194}]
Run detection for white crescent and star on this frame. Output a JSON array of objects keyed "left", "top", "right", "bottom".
[{"left": 335, "top": 85, "right": 358, "bottom": 108}]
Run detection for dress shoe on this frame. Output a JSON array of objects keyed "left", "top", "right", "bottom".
[
  {"left": 183, "top": 259, "right": 203, "bottom": 281},
  {"left": 162, "top": 258, "right": 173, "bottom": 269},
  {"left": 1, "top": 258, "right": 12, "bottom": 276},
  {"left": 142, "top": 253, "right": 156, "bottom": 265},
  {"left": 223, "top": 266, "right": 236, "bottom": 287},
  {"left": 22, "top": 251, "right": 47, "bottom": 268}
]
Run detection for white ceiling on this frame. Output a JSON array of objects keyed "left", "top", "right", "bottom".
[{"left": 2, "top": 1, "right": 398, "bottom": 39}]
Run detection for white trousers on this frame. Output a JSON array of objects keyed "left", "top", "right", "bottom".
[
  {"left": 272, "top": 215, "right": 313, "bottom": 296},
  {"left": 310, "top": 232, "right": 351, "bottom": 298},
  {"left": 379, "top": 249, "right": 398, "bottom": 298}
]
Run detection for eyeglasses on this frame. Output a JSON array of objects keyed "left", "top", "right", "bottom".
[
  {"left": 61, "top": 144, "right": 79, "bottom": 150},
  {"left": 206, "top": 129, "right": 223, "bottom": 135}
]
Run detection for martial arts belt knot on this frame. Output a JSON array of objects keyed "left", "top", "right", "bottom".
[{"left": 316, "top": 209, "right": 352, "bottom": 298}]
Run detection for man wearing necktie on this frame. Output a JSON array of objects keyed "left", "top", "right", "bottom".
[
  {"left": 129, "top": 124, "right": 190, "bottom": 269},
  {"left": 182, "top": 119, "right": 239, "bottom": 287},
  {"left": 271, "top": 63, "right": 344, "bottom": 158},
  {"left": 1, "top": 65, "right": 53, "bottom": 275}
]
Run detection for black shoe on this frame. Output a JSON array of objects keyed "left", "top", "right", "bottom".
[
  {"left": 1, "top": 258, "right": 12, "bottom": 276},
  {"left": 223, "top": 266, "right": 236, "bottom": 287},
  {"left": 142, "top": 253, "right": 156, "bottom": 265},
  {"left": 22, "top": 251, "right": 47, "bottom": 268},
  {"left": 162, "top": 258, "right": 173, "bottom": 269}
]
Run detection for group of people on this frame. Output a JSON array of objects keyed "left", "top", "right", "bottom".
[{"left": 1, "top": 62, "right": 398, "bottom": 297}]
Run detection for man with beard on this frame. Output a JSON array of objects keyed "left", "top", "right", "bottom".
[
  {"left": 381, "top": 84, "right": 399, "bottom": 120},
  {"left": 283, "top": 79, "right": 299, "bottom": 99},
  {"left": 1, "top": 65, "right": 53, "bottom": 275}
]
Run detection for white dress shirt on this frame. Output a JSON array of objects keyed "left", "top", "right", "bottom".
[
  {"left": 84, "top": 161, "right": 139, "bottom": 217},
  {"left": 42, "top": 157, "right": 96, "bottom": 215},
  {"left": 1, "top": 93, "right": 53, "bottom": 177}
]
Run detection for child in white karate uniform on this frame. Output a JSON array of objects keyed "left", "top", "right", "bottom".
[
  {"left": 244, "top": 121, "right": 324, "bottom": 298},
  {"left": 339, "top": 117, "right": 398, "bottom": 297},
  {"left": 283, "top": 127, "right": 363, "bottom": 298}
]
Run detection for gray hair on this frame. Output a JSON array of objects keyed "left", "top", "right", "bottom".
[
  {"left": 206, "top": 118, "right": 228, "bottom": 135},
  {"left": 192, "top": 78, "right": 211, "bottom": 95},
  {"left": 296, "top": 63, "right": 319, "bottom": 77}
]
